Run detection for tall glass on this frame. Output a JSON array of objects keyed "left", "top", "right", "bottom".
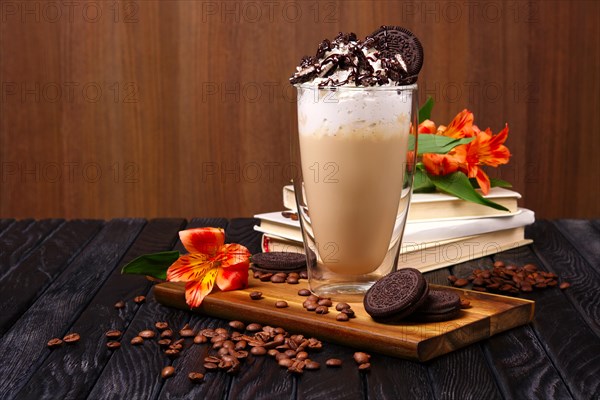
[{"left": 291, "top": 84, "right": 418, "bottom": 300}]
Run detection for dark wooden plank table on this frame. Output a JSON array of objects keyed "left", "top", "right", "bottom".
[{"left": 0, "top": 218, "right": 598, "bottom": 400}]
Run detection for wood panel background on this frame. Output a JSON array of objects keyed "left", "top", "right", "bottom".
[{"left": 1, "top": 0, "right": 598, "bottom": 219}]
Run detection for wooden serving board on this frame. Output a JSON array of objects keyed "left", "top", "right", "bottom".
[{"left": 154, "top": 275, "right": 534, "bottom": 362}]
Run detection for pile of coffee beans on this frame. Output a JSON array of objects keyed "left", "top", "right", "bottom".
[
  {"left": 48, "top": 293, "right": 372, "bottom": 382},
  {"left": 253, "top": 270, "right": 308, "bottom": 284},
  {"left": 448, "top": 262, "right": 570, "bottom": 294},
  {"left": 298, "top": 290, "right": 356, "bottom": 322}
]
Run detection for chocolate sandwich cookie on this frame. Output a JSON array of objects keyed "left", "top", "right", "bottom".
[
  {"left": 363, "top": 268, "right": 429, "bottom": 322},
  {"left": 409, "top": 289, "right": 462, "bottom": 322},
  {"left": 369, "top": 26, "right": 424, "bottom": 84},
  {"left": 251, "top": 252, "right": 307, "bottom": 273}
]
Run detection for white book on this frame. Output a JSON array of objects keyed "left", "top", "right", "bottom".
[
  {"left": 260, "top": 229, "right": 533, "bottom": 273},
  {"left": 282, "top": 184, "right": 521, "bottom": 221},
  {"left": 254, "top": 208, "right": 535, "bottom": 245}
]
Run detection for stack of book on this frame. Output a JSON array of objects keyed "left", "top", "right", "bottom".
[{"left": 254, "top": 185, "right": 534, "bottom": 273}]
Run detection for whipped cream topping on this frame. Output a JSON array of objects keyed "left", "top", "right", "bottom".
[{"left": 290, "top": 32, "right": 414, "bottom": 87}]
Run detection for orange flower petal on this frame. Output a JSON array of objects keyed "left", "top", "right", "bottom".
[
  {"left": 216, "top": 261, "right": 249, "bottom": 291},
  {"left": 441, "top": 109, "right": 476, "bottom": 138},
  {"left": 179, "top": 227, "right": 225, "bottom": 256},
  {"left": 423, "top": 152, "right": 464, "bottom": 176},
  {"left": 474, "top": 168, "right": 491, "bottom": 195},
  {"left": 184, "top": 268, "right": 219, "bottom": 308},
  {"left": 166, "top": 253, "right": 213, "bottom": 282},
  {"left": 418, "top": 119, "right": 436, "bottom": 134}
]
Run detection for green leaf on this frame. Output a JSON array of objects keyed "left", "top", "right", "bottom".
[
  {"left": 469, "top": 177, "right": 513, "bottom": 189},
  {"left": 417, "top": 135, "right": 474, "bottom": 155},
  {"left": 490, "top": 178, "right": 513, "bottom": 188},
  {"left": 121, "top": 250, "right": 180, "bottom": 280},
  {"left": 418, "top": 97, "right": 434, "bottom": 123},
  {"left": 429, "top": 172, "right": 510, "bottom": 211},
  {"left": 413, "top": 168, "right": 436, "bottom": 193}
]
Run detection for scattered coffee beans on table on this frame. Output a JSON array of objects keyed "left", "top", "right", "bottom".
[{"left": 448, "top": 262, "right": 570, "bottom": 294}]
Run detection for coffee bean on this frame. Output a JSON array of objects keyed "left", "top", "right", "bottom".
[
  {"left": 130, "top": 336, "right": 144, "bottom": 346},
  {"left": 249, "top": 291, "right": 263, "bottom": 300},
  {"left": 114, "top": 300, "right": 125, "bottom": 309},
  {"left": 284, "top": 349, "right": 297, "bottom": 358},
  {"left": 235, "top": 350, "right": 249, "bottom": 359},
  {"left": 204, "top": 362, "right": 218, "bottom": 371},
  {"left": 353, "top": 352, "right": 370, "bottom": 364},
  {"left": 315, "top": 306, "right": 328, "bottom": 314},
  {"left": 246, "top": 323, "right": 262, "bottom": 332},
  {"left": 235, "top": 340, "right": 247, "bottom": 350},
  {"left": 271, "top": 274, "right": 286, "bottom": 283},
  {"left": 165, "top": 349, "right": 180, "bottom": 359},
  {"left": 460, "top": 299, "right": 472, "bottom": 309},
  {"left": 267, "top": 349, "right": 279, "bottom": 357},
  {"left": 298, "top": 289, "right": 311, "bottom": 296},
  {"left": 336, "top": 313, "right": 349, "bottom": 322},
  {"left": 259, "top": 273, "right": 273, "bottom": 282},
  {"left": 106, "top": 341, "right": 121, "bottom": 350},
  {"left": 194, "top": 335, "right": 207, "bottom": 344},
  {"left": 188, "top": 372, "right": 204, "bottom": 383},
  {"left": 559, "top": 282, "right": 571, "bottom": 290},
  {"left": 341, "top": 309, "right": 356, "bottom": 319},
  {"left": 105, "top": 330, "right": 122, "bottom": 339},
  {"left": 63, "top": 333, "right": 80, "bottom": 344},
  {"left": 215, "top": 327, "right": 228, "bottom": 335},
  {"left": 217, "top": 347, "right": 229, "bottom": 357},
  {"left": 47, "top": 338, "right": 63, "bottom": 348},
  {"left": 275, "top": 300, "right": 288, "bottom": 308},
  {"left": 286, "top": 277, "right": 299, "bottom": 284},
  {"left": 358, "top": 362, "right": 371, "bottom": 371},
  {"left": 229, "top": 320, "right": 245, "bottom": 331},
  {"left": 278, "top": 358, "right": 294, "bottom": 368},
  {"left": 296, "top": 351, "right": 308, "bottom": 360},
  {"left": 493, "top": 261, "right": 505, "bottom": 268},
  {"left": 318, "top": 299, "right": 332, "bottom": 307},
  {"left": 447, "top": 275, "right": 458, "bottom": 283},
  {"left": 307, "top": 294, "right": 319, "bottom": 302},
  {"left": 155, "top": 321, "right": 169, "bottom": 331},
  {"left": 179, "top": 324, "right": 195, "bottom": 337},
  {"left": 275, "top": 352, "right": 289, "bottom": 362},
  {"left": 161, "top": 366, "right": 175, "bottom": 379},
  {"left": 158, "top": 339, "right": 172, "bottom": 348},
  {"left": 160, "top": 329, "right": 173, "bottom": 339},
  {"left": 133, "top": 295, "right": 146, "bottom": 304},
  {"left": 335, "top": 302, "right": 350, "bottom": 311},
  {"left": 325, "top": 358, "right": 342, "bottom": 367},
  {"left": 453, "top": 278, "right": 469, "bottom": 287},
  {"left": 304, "top": 360, "right": 320, "bottom": 370},
  {"left": 251, "top": 346, "right": 267, "bottom": 356},
  {"left": 139, "top": 330, "right": 156, "bottom": 339}
]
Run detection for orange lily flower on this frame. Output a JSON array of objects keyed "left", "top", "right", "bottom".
[
  {"left": 462, "top": 125, "right": 511, "bottom": 194},
  {"left": 167, "top": 228, "right": 251, "bottom": 308},
  {"left": 439, "top": 109, "right": 477, "bottom": 138}
]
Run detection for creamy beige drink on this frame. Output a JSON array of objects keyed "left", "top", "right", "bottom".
[
  {"left": 297, "top": 89, "right": 411, "bottom": 275},
  {"left": 290, "top": 29, "right": 422, "bottom": 295}
]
